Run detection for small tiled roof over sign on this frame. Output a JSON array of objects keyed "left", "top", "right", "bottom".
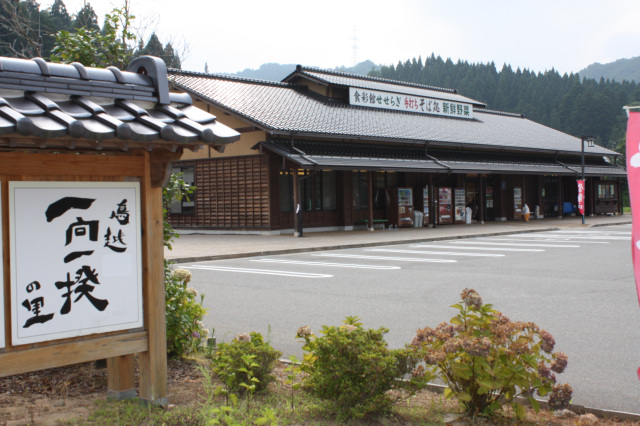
[
  {"left": 0, "top": 56, "right": 240, "bottom": 152},
  {"left": 168, "top": 69, "right": 618, "bottom": 158}
]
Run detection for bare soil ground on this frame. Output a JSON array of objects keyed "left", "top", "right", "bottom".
[{"left": 0, "top": 359, "right": 638, "bottom": 425}]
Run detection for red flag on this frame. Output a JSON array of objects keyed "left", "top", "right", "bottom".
[
  {"left": 626, "top": 110, "right": 640, "bottom": 305},
  {"left": 577, "top": 180, "right": 585, "bottom": 216}
]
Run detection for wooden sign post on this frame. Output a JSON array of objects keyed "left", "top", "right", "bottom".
[{"left": 0, "top": 56, "right": 239, "bottom": 404}]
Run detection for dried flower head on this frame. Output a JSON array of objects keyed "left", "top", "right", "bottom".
[
  {"left": 234, "top": 332, "right": 251, "bottom": 342},
  {"left": 340, "top": 324, "right": 357, "bottom": 332},
  {"left": 186, "top": 287, "right": 198, "bottom": 297},
  {"left": 540, "top": 330, "right": 556, "bottom": 353},
  {"left": 173, "top": 268, "right": 192, "bottom": 283},
  {"left": 296, "top": 326, "right": 312, "bottom": 338},
  {"left": 462, "top": 336, "right": 491, "bottom": 357},
  {"left": 460, "top": 288, "right": 483, "bottom": 309},
  {"left": 551, "top": 352, "right": 568, "bottom": 374},
  {"left": 548, "top": 383, "right": 573, "bottom": 411}
]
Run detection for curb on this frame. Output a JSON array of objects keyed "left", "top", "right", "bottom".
[
  {"left": 424, "top": 383, "right": 640, "bottom": 421},
  {"left": 169, "top": 227, "right": 563, "bottom": 264}
]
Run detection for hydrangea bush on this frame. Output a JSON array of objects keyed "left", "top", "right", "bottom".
[
  {"left": 297, "top": 317, "right": 410, "bottom": 420},
  {"left": 165, "top": 268, "right": 208, "bottom": 358},
  {"left": 211, "top": 332, "right": 282, "bottom": 394},
  {"left": 410, "top": 289, "right": 572, "bottom": 419}
]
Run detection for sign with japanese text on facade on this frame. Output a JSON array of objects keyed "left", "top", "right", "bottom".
[
  {"left": 577, "top": 180, "right": 585, "bottom": 216},
  {"left": 10, "top": 182, "right": 143, "bottom": 345},
  {"left": 349, "top": 87, "right": 474, "bottom": 119}
]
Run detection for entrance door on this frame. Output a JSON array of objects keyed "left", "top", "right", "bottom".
[{"left": 484, "top": 182, "right": 495, "bottom": 221}]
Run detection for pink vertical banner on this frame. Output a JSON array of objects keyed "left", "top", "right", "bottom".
[
  {"left": 626, "top": 110, "right": 640, "bottom": 305},
  {"left": 577, "top": 180, "right": 585, "bottom": 216}
]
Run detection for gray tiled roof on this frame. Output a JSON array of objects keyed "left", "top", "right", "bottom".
[
  {"left": 286, "top": 66, "right": 485, "bottom": 106},
  {"left": 0, "top": 56, "right": 239, "bottom": 151},
  {"left": 169, "top": 70, "right": 617, "bottom": 158}
]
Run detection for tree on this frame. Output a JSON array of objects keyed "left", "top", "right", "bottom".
[
  {"left": 51, "top": 3, "right": 136, "bottom": 68},
  {"left": 0, "top": 0, "right": 42, "bottom": 58}
]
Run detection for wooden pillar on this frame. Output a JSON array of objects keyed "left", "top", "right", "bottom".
[
  {"left": 367, "top": 171, "right": 374, "bottom": 231},
  {"left": 478, "top": 175, "right": 484, "bottom": 224},
  {"left": 292, "top": 168, "right": 300, "bottom": 237},
  {"left": 107, "top": 355, "right": 136, "bottom": 400},
  {"left": 137, "top": 151, "right": 168, "bottom": 405},
  {"left": 619, "top": 178, "right": 624, "bottom": 215},
  {"left": 558, "top": 177, "right": 564, "bottom": 217},
  {"left": 428, "top": 174, "right": 433, "bottom": 227}
]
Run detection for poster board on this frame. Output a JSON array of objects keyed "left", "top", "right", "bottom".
[
  {"left": 454, "top": 188, "right": 466, "bottom": 223},
  {"left": 9, "top": 182, "right": 143, "bottom": 345}
]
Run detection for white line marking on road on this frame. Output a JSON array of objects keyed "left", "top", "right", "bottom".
[
  {"left": 366, "top": 248, "right": 504, "bottom": 257},
  {"left": 450, "top": 241, "right": 580, "bottom": 248},
  {"left": 551, "top": 230, "right": 631, "bottom": 235},
  {"left": 183, "top": 265, "right": 332, "bottom": 278},
  {"left": 485, "top": 237, "right": 608, "bottom": 244},
  {"left": 312, "top": 253, "right": 457, "bottom": 263},
  {"left": 251, "top": 259, "right": 400, "bottom": 270},
  {"left": 509, "top": 233, "right": 625, "bottom": 240},
  {"left": 412, "top": 244, "right": 544, "bottom": 252}
]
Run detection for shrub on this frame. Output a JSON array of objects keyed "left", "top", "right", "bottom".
[
  {"left": 212, "top": 332, "right": 282, "bottom": 394},
  {"left": 297, "top": 317, "right": 408, "bottom": 420},
  {"left": 411, "top": 289, "right": 572, "bottom": 419},
  {"left": 165, "top": 267, "right": 208, "bottom": 358}
]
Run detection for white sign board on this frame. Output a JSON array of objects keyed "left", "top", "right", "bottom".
[
  {"left": 10, "top": 182, "right": 143, "bottom": 345},
  {"left": 349, "top": 87, "right": 474, "bottom": 119}
]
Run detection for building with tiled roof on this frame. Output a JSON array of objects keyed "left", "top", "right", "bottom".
[{"left": 167, "top": 65, "right": 625, "bottom": 234}]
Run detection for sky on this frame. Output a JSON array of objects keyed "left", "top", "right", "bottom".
[{"left": 39, "top": 0, "right": 640, "bottom": 76}]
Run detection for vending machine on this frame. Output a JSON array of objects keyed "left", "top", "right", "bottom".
[
  {"left": 438, "top": 187, "right": 453, "bottom": 224},
  {"left": 454, "top": 188, "right": 466, "bottom": 224},
  {"left": 389, "top": 187, "right": 414, "bottom": 227}
]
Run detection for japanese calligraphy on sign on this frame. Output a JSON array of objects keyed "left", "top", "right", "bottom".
[
  {"left": 10, "top": 182, "right": 143, "bottom": 345},
  {"left": 349, "top": 87, "right": 473, "bottom": 119}
]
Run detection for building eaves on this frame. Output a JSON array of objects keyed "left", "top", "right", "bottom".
[{"left": 0, "top": 56, "right": 240, "bottom": 152}]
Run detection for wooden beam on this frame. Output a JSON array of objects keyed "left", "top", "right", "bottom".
[
  {"left": 138, "top": 151, "right": 168, "bottom": 405},
  {"left": 0, "top": 152, "right": 145, "bottom": 177},
  {"left": 0, "top": 331, "right": 147, "bottom": 377},
  {"left": 292, "top": 168, "right": 300, "bottom": 237}
]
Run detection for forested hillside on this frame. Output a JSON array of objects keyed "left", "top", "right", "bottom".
[
  {"left": 370, "top": 55, "right": 640, "bottom": 152},
  {"left": 0, "top": 0, "right": 181, "bottom": 68},
  {"left": 579, "top": 57, "right": 640, "bottom": 84}
]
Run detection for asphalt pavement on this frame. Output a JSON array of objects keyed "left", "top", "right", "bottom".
[{"left": 165, "top": 214, "right": 632, "bottom": 263}]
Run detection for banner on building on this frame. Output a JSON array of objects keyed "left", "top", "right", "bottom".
[
  {"left": 626, "top": 108, "right": 640, "bottom": 305},
  {"left": 577, "top": 180, "right": 585, "bottom": 216}
]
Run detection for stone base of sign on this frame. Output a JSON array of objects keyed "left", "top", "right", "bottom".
[{"left": 107, "top": 388, "right": 137, "bottom": 400}]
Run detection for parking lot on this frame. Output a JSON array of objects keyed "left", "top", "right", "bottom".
[{"left": 178, "top": 224, "right": 640, "bottom": 414}]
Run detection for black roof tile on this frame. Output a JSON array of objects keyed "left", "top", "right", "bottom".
[{"left": 0, "top": 56, "right": 240, "bottom": 151}]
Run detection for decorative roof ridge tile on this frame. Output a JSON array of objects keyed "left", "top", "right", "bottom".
[
  {"left": 167, "top": 68, "right": 298, "bottom": 88},
  {"left": 291, "top": 64, "right": 458, "bottom": 95},
  {"left": 475, "top": 108, "right": 524, "bottom": 118}
]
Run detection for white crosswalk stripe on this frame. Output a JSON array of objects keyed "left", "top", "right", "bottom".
[
  {"left": 183, "top": 265, "right": 332, "bottom": 278},
  {"left": 450, "top": 240, "right": 580, "bottom": 248},
  {"left": 312, "top": 253, "right": 457, "bottom": 263},
  {"left": 366, "top": 248, "right": 504, "bottom": 257},
  {"left": 251, "top": 258, "right": 400, "bottom": 269},
  {"left": 412, "top": 244, "right": 544, "bottom": 252},
  {"left": 483, "top": 237, "right": 607, "bottom": 244}
]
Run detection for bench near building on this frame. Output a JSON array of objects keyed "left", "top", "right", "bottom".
[{"left": 167, "top": 66, "right": 626, "bottom": 234}]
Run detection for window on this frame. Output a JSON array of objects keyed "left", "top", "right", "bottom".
[
  {"left": 279, "top": 170, "right": 337, "bottom": 212},
  {"left": 597, "top": 183, "right": 616, "bottom": 199},
  {"left": 169, "top": 166, "right": 195, "bottom": 214},
  {"left": 352, "top": 172, "right": 369, "bottom": 210}
]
